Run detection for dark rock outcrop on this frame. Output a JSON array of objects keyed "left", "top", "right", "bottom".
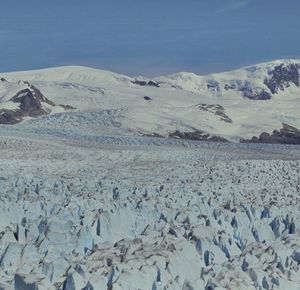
[
  {"left": 59, "top": 104, "right": 76, "bottom": 110},
  {"left": 0, "top": 109, "right": 23, "bottom": 125},
  {"left": 240, "top": 87, "right": 272, "bottom": 100},
  {"left": 10, "top": 86, "right": 54, "bottom": 117},
  {"left": 224, "top": 62, "right": 300, "bottom": 100},
  {"left": 132, "top": 80, "right": 147, "bottom": 86},
  {"left": 148, "top": 80, "right": 160, "bottom": 87},
  {"left": 224, "top": 83, "right": 236, "bottom": 90},
  {"left": 132, "top": 80, "right": 160, "bottom": 88},
  {"left": 169, "top": 130, "right": 228, "bottom": 142},
  {"left": 264, "top": 63, "right": 300, "bottom": 94},
  {"left": 142, "top": 132, "right": 163, "bottom": 138},
  {"left": 0, "top": 85, "right": 74, "bottom": 125},
  {"left": 207, "top": 80, "right": 219, "bottom": 92},
  {"left": 196, "top": 104, "right": 232, "bottom": 123},
  {"left": 242, "top": 124, "right": 300, "bottom": 144},
  {"left": 0, "top": 77, "right": 8, "bottom": 83}
]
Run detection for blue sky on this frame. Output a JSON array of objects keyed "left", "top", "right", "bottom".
[{"left": 0, "top": 0, "right": 300, "bottom": 76}]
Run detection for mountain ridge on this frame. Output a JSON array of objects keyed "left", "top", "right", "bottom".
[
  {"left": 1, "top": 59, "right": 300, "bottom": 144},
  {"left": 2, "top": 58, "right": 300, "bottom": 78}
]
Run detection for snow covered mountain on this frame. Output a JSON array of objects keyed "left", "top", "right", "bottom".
[{"left": 1, "top": 59, "right": 300, "bottom": 143}]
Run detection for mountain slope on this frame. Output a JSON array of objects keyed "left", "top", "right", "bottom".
[
  {"left": 1, "top": 60, "right": 300, "bottom": 143},
  {"left": 0, "top": 78, "right": 74, "bottom": 124}
]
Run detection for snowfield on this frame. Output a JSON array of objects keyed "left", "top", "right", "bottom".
[{"left": 0, "top": 131, "right": 300, "bottom": 290}]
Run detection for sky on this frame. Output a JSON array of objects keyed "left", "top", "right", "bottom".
[{"left": 0, "top": 0, "right": 300, "bottom": 76}]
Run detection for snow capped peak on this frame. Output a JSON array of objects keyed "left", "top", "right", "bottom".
[
  {"left": 2, "top": 65, "right": 133, "bottom": 86},
  {"left": 246, "top": 58, "right": 300, "bottom": 68}
]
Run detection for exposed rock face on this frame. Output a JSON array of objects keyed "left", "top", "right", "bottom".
[
  {"left": 196, "top": 104, "right": 233, "bottom": 123},
  {"left": 241, "top": 87, "right": 272, "bottom": 100},
  {"left": 142, "top": 132, "right": 163, "bottom": 138},
  {"left": 200, "top": 62, "right": 300, "bottom": 101},
  {"left": 132, "top": 80, "right": 160, "bottom": 87},
  {"left": 207, "top": 80, "right": 219, "bottom": 92},
  {"left": 59, "top": 104, "right": 76, "bottom": 111},
  {"left": 264, "top": 63, "right": 300, "bottom": 94},
  {"left": 242, "top": 124, "right": 300, "bottom": 144},
  {"left": 169, "top": 130, "right": 228, "bottom": 142},
  {"left": 224, "top": 83, "right": 236, "bottom": 90},
  {"left": 0, "top": 77, "right": 8, "bottom": 83},
  {"left": 0, "top": 109, "right": 23, "bottom": 125},
  {"left": 11, "top": 86, "right": 54, "bottom": 117},
  {"left": 0, "top": 85, "right": 74, "bottom": 124}
]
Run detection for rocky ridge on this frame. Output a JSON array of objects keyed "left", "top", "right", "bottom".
[{"left": 0, "top": 81, "right": 74, "bottom": 124}]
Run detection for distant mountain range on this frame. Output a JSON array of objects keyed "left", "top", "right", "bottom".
[{"left": 1, "top": 59, "right": 300, "bottom": 144}]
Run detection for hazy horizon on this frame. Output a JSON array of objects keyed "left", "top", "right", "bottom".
[{"left": 1, "top": 0, "right": 300, "bottom": 76}]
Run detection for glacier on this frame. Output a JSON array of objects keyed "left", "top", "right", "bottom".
[{"left": 0, "top": 133, "right": 299, "bottom": 289}]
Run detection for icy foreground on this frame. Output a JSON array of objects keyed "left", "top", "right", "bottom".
[{"left": 0, "top": 133, "right": 300, "bottom": 290}]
